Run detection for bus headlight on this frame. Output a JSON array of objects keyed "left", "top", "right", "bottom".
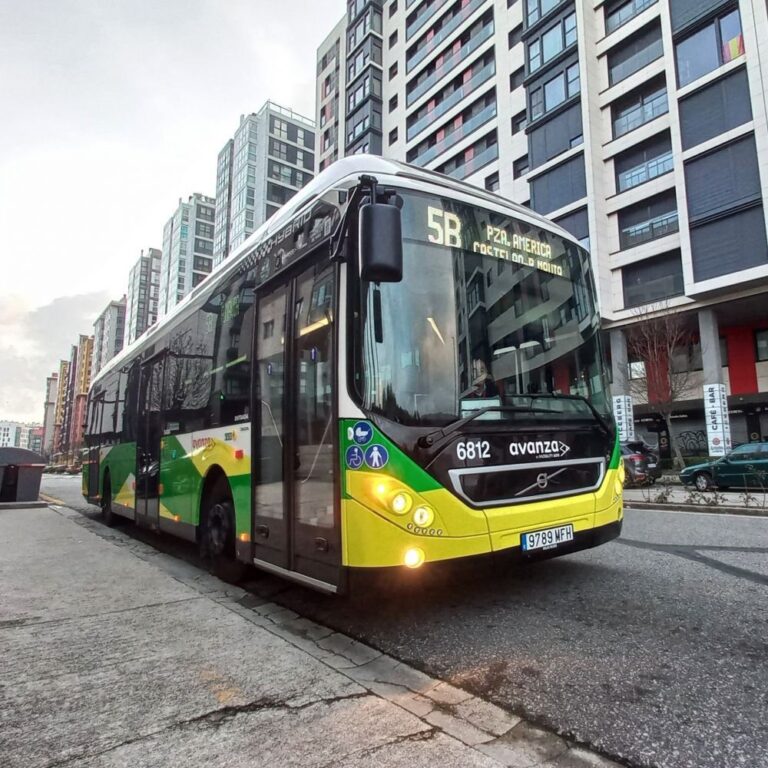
[
  {"left": 412, "top": 505, "right": 434, "bottom": 527},
  {"left": 390, "top": 492, "right": 412, "bottom": 515},
  {"left": 404, "top": 547, "right": 425, "bottom": 568}
]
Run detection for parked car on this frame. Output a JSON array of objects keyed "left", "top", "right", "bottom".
[
  {"left": 622, "top": 440, "right": 662, "bottom": 483},
  {"left": 620, "top": 444, "right": 650, "bottom": 487},
  {"left": 679, "top": 442, "right": 768, "bottom": 491}
]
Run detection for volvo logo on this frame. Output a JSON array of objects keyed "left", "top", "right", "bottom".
[
  {"left": 516, "top": 467, "right": 568, "bottom": 497},
  {"left": 536, "top": 472, "right": 549, "bottom": 489}
]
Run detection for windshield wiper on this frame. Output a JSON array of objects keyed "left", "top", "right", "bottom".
[
  {"left": 517, "top": 393, "right": 612, "bottom": 436},
  {"left": 418, "top": 405, "right": 555, "bottom": 448}
]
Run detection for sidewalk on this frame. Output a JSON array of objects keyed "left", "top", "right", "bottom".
[{"left": 0, "top": 503, "right": 620, "bottom": 768}]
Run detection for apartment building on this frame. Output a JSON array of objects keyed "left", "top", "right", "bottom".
[
  {"left": 159, "top": 194, "right": 216, "bottom": 316},
  {"left": 124, "top": 248, "right": 161, "bottom": 346},
  {"left": 317, "top": 0, "right": 768, "bottom": 451},
  {"left": 213, "top": 102, "right": 317, "bottom": 267},
  {"left": 42, "top": 372, "right": 58, "bottom": 457},
  {"left": 316, "top": 18, "right": 348, "bottom": 173},
  {"left": 91, "top": 297, "right": 126, "bottom": 378}
]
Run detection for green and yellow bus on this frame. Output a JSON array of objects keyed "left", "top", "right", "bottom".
[{"left": 83, "top": 156, "right": 623, "bottom": 593}]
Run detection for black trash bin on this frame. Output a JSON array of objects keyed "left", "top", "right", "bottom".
[{"left": 0, "top": 448, "right": 46, "bottom": 502}]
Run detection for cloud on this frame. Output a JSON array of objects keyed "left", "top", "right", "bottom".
[{"left": 0, "top": 292, "right": 109, "bottom": 422}]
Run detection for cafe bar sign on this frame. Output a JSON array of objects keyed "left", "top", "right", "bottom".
[
  {"left": 612, "top": 395, "right": 635, "bottom": 442},
  {"left": 704, "top": 383, "right": 731, "bottom": 457}
]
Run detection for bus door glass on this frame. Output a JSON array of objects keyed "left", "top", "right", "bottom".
[
  {"left": 253, "top": 261, "right": 340, "bottom": 588},
  {"left": 86, "top": 393, "right": 103, "bottom": 499},
  {"left": 135, "top": 354, "right": 164, "bottom": 525}
]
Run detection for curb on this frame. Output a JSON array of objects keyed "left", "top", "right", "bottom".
[{"left": 624, "top": 500, "right": 768, "bottom": 516}]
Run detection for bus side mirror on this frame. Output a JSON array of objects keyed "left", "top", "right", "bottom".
[{"left": 359, "top": 202, "right": 403, "bottom": 282}]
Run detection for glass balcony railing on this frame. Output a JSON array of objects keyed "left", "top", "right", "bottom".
[
  {"left": 608, "top": 37, "right": 662, "bottom": 86},
  {"left": 446, "top": 143, "right": 499, "bottom": 180},
  {"left": 617, "top": 150, "right": 673, "bottom": 192},
  {"left": 620, "top": 210, "right": 678, "bottom": 248},
  {"left": 412, "top": 103, "right": 497, "bottom": 165},
  {"left": 407, "top": 1, "right": 441, "bottom": 40},
  {"left": 407, "top": 61, "right": 495, "bottom": 141},
  {"left": 605, "top": 0, "right": 657, "bottom": 35},
  {"left": 407, "top": 22, "right": 493, "bottom": 106},
  {"left": 613, "top": 90, "right": 668, "bottom": 137},
  {"left": 407, "top": 0, "right": 485, "bottom": 73}
]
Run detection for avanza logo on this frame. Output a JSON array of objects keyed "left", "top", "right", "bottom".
[
  {"left": 192, "top": 437, "right": 215, "bottom": 451},
  {"left": 509, "top": 440, "right": 570, "bottom": 459}
]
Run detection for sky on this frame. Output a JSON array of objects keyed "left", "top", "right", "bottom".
[{"left": 0, "top": 0, "right": 342, "bottom": 422}]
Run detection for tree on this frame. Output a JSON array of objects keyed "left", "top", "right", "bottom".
[{"left": 625, "top": 303, "right": 698, "bottom": 470}]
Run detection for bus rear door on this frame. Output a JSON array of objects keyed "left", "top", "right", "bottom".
[{"left": 252, "top": 261, "right": 341, "bottom": 591}]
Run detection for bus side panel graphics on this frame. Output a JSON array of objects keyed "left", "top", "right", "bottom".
[
  {"left": 158, "top": 426, "right": 251, "bottom": 537},
  {"left": 339, "top": 420, "right": 623, "bottom": 568},
  {"left": 101, "top": 442, "right": 138, "bottom": 511}
]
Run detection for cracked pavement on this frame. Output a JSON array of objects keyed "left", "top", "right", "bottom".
[{"left": 0, "top": 503, "right": 620, "bottom": 768}]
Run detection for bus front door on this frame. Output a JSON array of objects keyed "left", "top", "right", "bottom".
[
  {"left": 253, "top": 262, "right": 341, "bottom": 591},
  {"left": 135, "top": 354, "right": 164, "bottom": 528}
]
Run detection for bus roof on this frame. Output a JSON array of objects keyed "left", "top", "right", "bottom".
[{"left": 93, "top": 155, "right": 578, "bottom": 388}]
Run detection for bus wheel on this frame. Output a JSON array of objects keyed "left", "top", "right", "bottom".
[
  {"left": 101, "top": 474, "right": 118, "bottom": 527},
  {"left": 200, "top": 483, "right": 247, "bottom": 584}
]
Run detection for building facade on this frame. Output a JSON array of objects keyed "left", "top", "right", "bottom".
[
  {"left": 92, "top": 296, "right": 126, "bottom": 379},
  {"left": 316, "top": 17, "right": 348, "bottom": 172},
  {"left": 124, "top": 248, "right": 161, "bottom": 347},
  {"left": 42, "top": 371, "right": 58, "bottom": 457},
  {"left": 212, "top": 102, "right": 317, "bottom": 267},
  {"left": 0, "top": 421, "right": 20, "bottom": 448},
  {"left": 52, "top": 359, "right": 70, "bottom": 457},
  {"left": 159, "top": 194, "right": 216, "bottom": 316},
  {"left": 318, "top": 0, "right": 768, "bottom": 451}
]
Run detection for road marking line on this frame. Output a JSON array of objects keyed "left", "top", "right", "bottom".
[{"left": 39, "top": 493, "right": 67, "bottom": 506}]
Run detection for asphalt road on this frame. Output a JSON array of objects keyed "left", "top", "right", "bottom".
[{"left": 42, "top": 475, "right": 768, "bottom": 768}]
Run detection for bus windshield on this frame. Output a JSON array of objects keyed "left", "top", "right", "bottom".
[{"left": 358, "top": 189, "right": 611, "bottom": 427}]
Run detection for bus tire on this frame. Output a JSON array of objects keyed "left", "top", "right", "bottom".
[
  {"left": 200, "top": 477, "right": 247, "bottom": 584},
  {"left": 101, "top": 473, "right": 119, "bottom": 527}
]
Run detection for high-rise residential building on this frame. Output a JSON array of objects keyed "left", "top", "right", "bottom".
[
  {"left": 0, "top": 421, "right": 20, "bottom": 447},
  {"left": 213, "top": 140, "right": 234, "bottom": 266},
  {"left": 52, "top": 359, "right": 70, "bottom": 458},
  {"left": 159, "top": 194, "right": 216, "bottom": 316},
  {"left": 124, "top": 247, "right": 161, "bottom": 346},
  {"left": 317, "top": 0, "right": 768, "bottom": 451},
  {"left": 28, "top": 426, "right": 44, "bottom": 455},
  {"left": 92, "top": 296, "right": 126, "bottom": 378},
  {"left": 316, "top": 17, "right": 348, "bottom": 173},
  {"left": 69, "top": 334, "right": 93, "bottom": 453},
  {"left": 212, "top": 101, "right": 317, "bottom": 267},
  {"left": 42, "top": 372, "right": 58, "bottom": 457}
]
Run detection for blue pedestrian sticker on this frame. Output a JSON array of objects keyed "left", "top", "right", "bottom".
[
  {"left": 350, "top": 421, "right": 373, "bottom": 445},
  {"left": 364, "top": 444, "right": 389, "bottom": 470},
  {"left": 345, "top": 445, "right": 365, "bottom": 470}
]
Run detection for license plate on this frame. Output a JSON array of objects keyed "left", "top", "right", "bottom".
[
  {"left": 521, "top": 524, "right": 574, "bottom": 552},
  {"left": 648, "top": 463, "right": 657, "bottom": 468}
]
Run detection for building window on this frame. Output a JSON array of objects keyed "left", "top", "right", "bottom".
[
  {"left": 389, "top": 94, "right": 398, "bottom": 112},
  {"left": 622, "top": 250, "right": 684, "bottom": 307},
  {"left": 485, "top": 171, "right": 500, "bottom": 191},
  {"left": 608, "top": 23, "right": 662, "bottom": 86},
  {"left": 389, "top": 0, "right": 397, "bottom": 17},
  {"left": 531, "top": 87, "right": 544, "bottom": 119},
  {"left": 676, "top": 9, "right": 743, "bottom": 87},
  {"left": 510, "top": 66, "right": 525, "bottom": 91},
  {"left": 389, "top": 61, "right": 398, "bottom": 79},
  {"left": 755, "top": 329, "right": 768, "bottom": 362},
  {"left": 526, "top": 0, "right": 561, "bottom": 27},
  {"left": 612, "top": 79, "right": 667, "bottom": 137},
  {"left": 508, "top": 23, "right": 523, "bottom": 48},
  {"left": 615, "top": 132, "right": 673, "bottom": 192},
  {"left": 605, "top": 0, "right": 657, "bottom": 35},
  {"left": 513, "top": 154, "right": 529, "bottom": 178},
  {"left": 511, "top": 110, "right": 527, "bottom": 134},
  {"left": 389, "top": 127, "right": 398, "bottom": 145},
  {"left": 389, "top": 30, "right": 398, "bottom": 47},
  {"left": 544, "top": 72, "right": 566, "bottom": 109},
  {"left": 528, "top": 12, "right": 576, "bottom": 73},
  {"left": 618, "top": 190, "right": 678, "bottom": 249}
]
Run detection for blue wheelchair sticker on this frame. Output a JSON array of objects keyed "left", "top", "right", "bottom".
[{"left": 345, "top": 445, "right": 365, "bottom": 470}]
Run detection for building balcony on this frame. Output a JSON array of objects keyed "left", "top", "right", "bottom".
[
  {"left": 407, "top": 60, "right": 495, "bottom": 141},
  {"left": 446, "top": 142, "right": 499, "bottom": 180},
  {"left": 407, "top": 21, "right": 493, "bottom": 107},
  {"left": 407, "top": 0, "right": 485, "bottom": 74},
  {"left": 616, "top": 150, "right": 673, "bottom": 192},
  {"left": 412, "top": 102, "right": 497, "bottom": 166}
]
